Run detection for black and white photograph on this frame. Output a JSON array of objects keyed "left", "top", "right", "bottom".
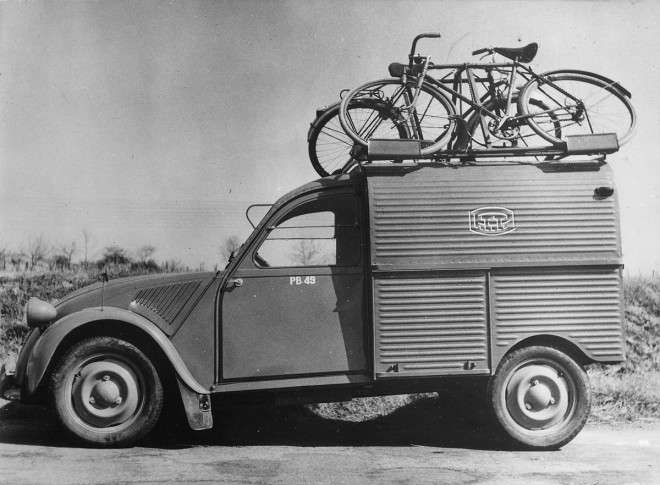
[{"left": 0, "top": 1, "right": 658, "bottom": 483}]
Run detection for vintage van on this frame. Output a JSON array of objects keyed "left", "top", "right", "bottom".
[{"left": 0, "top": 159, "right": 624, "bottom": 449}]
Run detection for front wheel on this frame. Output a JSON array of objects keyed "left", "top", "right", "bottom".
[
  {"left": 518, "top": 71, "right": 636, "bottom": 146},
  {"left": 50, "top": 336, "right": 164, "bottom": 447},
  {"left": 339, "top": 78, "right": 456, "bottom": 156},
  {"left": 488, "top": 346, "right": 591, "bottom": 450}
]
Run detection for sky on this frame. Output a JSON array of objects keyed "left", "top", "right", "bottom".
[{"left": 0, "top": 0, "right": 658, "bottom": 274}]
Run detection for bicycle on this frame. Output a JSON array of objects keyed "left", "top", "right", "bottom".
[{"left": 308, "top": 33, "right": 636, "bottom": 177}]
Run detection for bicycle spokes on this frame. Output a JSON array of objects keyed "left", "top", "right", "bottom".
[{"left": 521, "top": 74, "right": 635, "bottom": 143}]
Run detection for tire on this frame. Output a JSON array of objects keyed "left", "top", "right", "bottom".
[
  {"left": 50, "top": 336, "right": 164, "bottom": 447},
  {"left": 518, "top": 71, "right": 636, "bottom": 146},
  {"left": 338, "top": 78, "right": 456, "bottom": 156},
  {"left": 488, "top": 346, "right": 591, "bottom": 450},
  {"left": 308, "top": 98, "right": 409, "bottom": 177},
  {"left": 457, "top": 95, "right": 562, "bottom": 160}
]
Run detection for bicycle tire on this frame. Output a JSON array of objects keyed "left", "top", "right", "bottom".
[
  {"left": 308, "top": 98, "right": 409, "bottom": 177},
  {"left": 518, "top": 71, "right": 636, "bottom": 146},
  {"left": 338, "top": 78, "right": 456, "bottom": 156}
]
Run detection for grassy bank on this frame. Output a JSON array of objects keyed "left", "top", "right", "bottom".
[
  {"left": 1, "top": 269, "right": 659, "bottom": 423},
  {"left": 587, "top": 276, "right": 660, "bottom": 422},
  {"left": 0, "top": 266, "right": 159, "bottom": 364}
]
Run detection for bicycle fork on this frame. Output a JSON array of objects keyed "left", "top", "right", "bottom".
[{"left": 399, "top": 57, "right": 432, "bottom": 117}]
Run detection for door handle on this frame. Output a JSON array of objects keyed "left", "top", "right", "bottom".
[
  {"left": 228, "top": 278, "right": 243, "bottom": 288},
  {"left": 594, "top": 186, "right": 614, "bottom": 198}
]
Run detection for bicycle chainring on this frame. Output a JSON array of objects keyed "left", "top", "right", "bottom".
[{"left": 488, "top": 119, "right": 520, "bottom": 140}]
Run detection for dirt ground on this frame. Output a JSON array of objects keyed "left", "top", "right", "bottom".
[{"left": 0, "top": 398, "right": 658, "bottom": 485}]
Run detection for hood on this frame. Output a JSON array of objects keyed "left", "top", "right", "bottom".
[{"left": 55, "top": 271, "right": 219, "bottom": 331}]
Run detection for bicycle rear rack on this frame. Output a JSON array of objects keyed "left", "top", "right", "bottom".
[{"left": 366, "top": 133, "right": 619, "bottom": 162}]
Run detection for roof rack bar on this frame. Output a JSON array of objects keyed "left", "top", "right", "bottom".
[{"left": 365, "top": 133, "right": 619, "bottom": 161}]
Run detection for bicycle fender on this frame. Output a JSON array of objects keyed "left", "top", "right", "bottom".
[
  {"left": 307, "top": 101, "right": 340, "bottom": 142},
  {"left": 308, "top": 96, "right": 407, "bottom": 143},
  {"left": 540, "top": 69, "right": 632, "bottom": 98},
  {"left": 24, "top": 307, "right": 209, "bottom": 396}
]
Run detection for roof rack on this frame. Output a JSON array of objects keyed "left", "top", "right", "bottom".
[{"left": 365, "top": 133, "right": 619, "bottom": 162}]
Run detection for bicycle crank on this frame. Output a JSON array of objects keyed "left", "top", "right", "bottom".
[{"left": 488, "top": 119, "right": 521, "bottom": 140}]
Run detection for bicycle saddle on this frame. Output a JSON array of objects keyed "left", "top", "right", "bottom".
[{"left": 474, "top": 43, "right": 539, "bottom": 63}]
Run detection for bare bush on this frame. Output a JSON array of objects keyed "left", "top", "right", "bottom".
[
  {"left": 220, "top": 236, "right": 242, "bottom": 264},
  {"left": 26, "top": 234, "right": 50, "bottom": 270}
]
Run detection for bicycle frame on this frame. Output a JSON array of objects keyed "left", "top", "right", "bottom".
[{"left": 404, "top": 60, "right": 586, "bottom": 149}]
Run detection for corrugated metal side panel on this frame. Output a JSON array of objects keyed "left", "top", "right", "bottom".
[
  {"left": 374, "top": 273, "right": 489, "bottom": 376},
  {"left": 491, "top": 269, "right": 625, "bottom": 363},
  {"left": 367, "top": 163, "right": 621, "bottom": 269}
]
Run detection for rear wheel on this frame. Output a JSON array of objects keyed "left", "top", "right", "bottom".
[
  {"left": 308, "top": 98, "right": 409, "bottom": 177},
  {"left": 50, "top": 336, "right": 163, "bottom": 447},
  {"left": 488, "top": 346, "right": 591, "bottom": 450},
  {"left": 518, "top": 72, "right": 636, "bottom": 146}
]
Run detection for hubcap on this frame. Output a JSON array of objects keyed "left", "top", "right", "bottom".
[
  {"left": 505, "top": 362, "right": 575, "bottom": 431},
  {"left": 70, "top": 358, "right": 143, "bottom": 429}
]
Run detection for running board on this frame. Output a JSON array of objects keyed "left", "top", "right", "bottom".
[{"left": 366, "top": 133, "right": 619, "bottom": 161}]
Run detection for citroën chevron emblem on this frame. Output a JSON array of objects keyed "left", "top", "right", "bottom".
[{"left": 469, "top": 207, "right": 516, "bottom": 236}]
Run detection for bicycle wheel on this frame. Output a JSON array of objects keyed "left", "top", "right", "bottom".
[
  {"left": 518, "top": 71, "right": 636, "bottom": 146},
  {"left": 457, "top": 95, "right": 562, "bottom": 159},
  {"left": 338, "top": 78, "right": 456, "bottom": 156},
  {"left": 308, "top": 98, "right": 409, "bottom": 177}
]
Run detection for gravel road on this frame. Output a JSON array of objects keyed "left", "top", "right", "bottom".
[{"left": 0, "top": 401, "right": 658, "bottom": 485}]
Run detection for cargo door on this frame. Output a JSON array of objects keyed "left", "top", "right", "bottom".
[{"left": 373, "top": 272, "right": 489, "bottom": 377}]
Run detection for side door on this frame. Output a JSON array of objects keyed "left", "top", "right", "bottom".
[{"left": 220, "top": 190, "right": 368, "bottom": 381}]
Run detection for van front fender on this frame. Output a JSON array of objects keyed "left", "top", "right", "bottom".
[{"left": 25, "top": 307, "right": 209, "bottom": 397}]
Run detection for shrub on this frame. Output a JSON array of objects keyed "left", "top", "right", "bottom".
[{"left": 0, "top": 265, "right": 163, "bottom": 365}]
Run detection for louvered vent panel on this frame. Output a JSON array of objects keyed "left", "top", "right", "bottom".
[
  {"left": 367, "top": 164, "right": 621, "bottom": 268},
  {"left": 492, "top": 270, "right": 624, "bottom": 361},
  {"left": 375, "top": 274, "right": 488, "bottom": 375},
  {"left": 133, "top": 280, "right": 201, "bottom": 325}
]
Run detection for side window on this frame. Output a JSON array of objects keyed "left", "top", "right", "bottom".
[{"left": 255, "top": 195, "right": 360, "bottom": 268}]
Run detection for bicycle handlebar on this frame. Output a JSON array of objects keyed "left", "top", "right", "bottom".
[
  {"left": 409, "top": 32, "right": 442, "bottom": 64},
  {"left": 472, "top": 47, "right": 491, "bottom": 56}
]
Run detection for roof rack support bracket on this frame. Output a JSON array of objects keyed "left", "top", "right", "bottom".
[
  {"left": 367, "top": 139, "right": 422, "bottom": 160},
  {"left": 565, "top": 133, "right": 619, "bottom": 155}
]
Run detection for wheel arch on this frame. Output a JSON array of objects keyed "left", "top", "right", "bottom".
[
  {"left": 499, "top": 334, "right": 592, "bottom": 370},
  {"left": 25, "top": 307, "right": 209, "bottom": 400}
]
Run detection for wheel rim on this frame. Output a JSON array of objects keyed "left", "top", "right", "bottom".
[
  {"left": 68, "top": 354, "right": 145, "bottom": 430},
  {"left": 310, "top": 100, "right": 408, "bottom": 176},
  {"left": 338, "top": 79, "right": 456, "bottom": 155},
  {"left": 504, "top": 359, "right": 577, "bottom": 434},
  {"left": 521, "top": 74, "right": 635, "bottom": 145}
]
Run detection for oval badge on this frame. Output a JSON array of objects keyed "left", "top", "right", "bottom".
[{"left": 469, "top": 207, "right": 516, "bottom": 236}]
